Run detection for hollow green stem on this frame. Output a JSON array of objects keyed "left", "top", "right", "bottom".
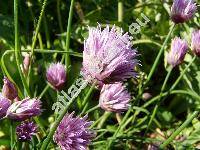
[
  {"left": 10, "top": 121, "right": 14, "bottom": 149},
  {"left": 145, "top": 23, "right": 175, "bottom": 86},
  {"left": 118, "top": 0, "right": 123, "bottom": 22},
  {"left": 82, "top": 83, "right": 96, "bottom": 107},
  {"left": 107, "top": 108, "right": 132, "bottom": 149},
  {"left": 57, "top": 0, "right": 65, "bottom": 47},
  {"left": 3, "top": 49, "right": 82, "bottom": 57},
  {"left": 30, "top": 0, "right": 48, "bottom": 56},
  {"left": 85, "top": 105, "right": 99, "bottom": 114},
  {"left": 145, "top": 67, "right": 173, "bottom": 135},
  {"left": 14, "top": 0, "right": 31, "bottom": 96},
  {"left": 160, "top": 111, "right": 199, "bottom": 149},
  {"left": 80, "top": 83, "right": 96, "bottom": 115},
  {"left": 39, "top": 84, "right": 50, "bottom": 98},
  {"left": 28, "top": 0, "right": 48, "bottom": 85},
  {"left": 38, "top": 0, "right": 50, "bottom": 48},
  {"left": 65, "top": 0, "right": 75, "bottom": 69},
  {"left": 97, "top": 111, "right": 112, "bottom": 129},
  {"left": 170, "top": 56, "right": 196, "bottom": 91}
]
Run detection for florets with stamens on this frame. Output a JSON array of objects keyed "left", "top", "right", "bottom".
[{"left": 81, "top": 25, "right": 138, "bottom": 88}]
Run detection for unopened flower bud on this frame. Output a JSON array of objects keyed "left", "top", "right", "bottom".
[
  {"left": 0, "top": 95, "right": 11, "bottom": 119},
  {"left": 167, "top": 37, "right": 188, "bottom": 67},
  {"left": 191, "top": 30, "right": 200, "bottom": 57},
  {"left": 2, "top": 77, "right": 18, "bottom": 100},
  {"left": 23, "top": 54, "right": 30, "bottom": 75},
  {"left": 171, "top": 0, "right": 197, "bottom": 24},
  {"left": 142, "top": 92, "right": 152, "bottom": 101},
  {"left": 46, "top": 63, "right": 66, "bottom": 91}
]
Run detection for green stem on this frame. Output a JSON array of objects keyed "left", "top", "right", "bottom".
[
  {"left": 82, "top": 84, "right": 95, "bottom": 107},
  {"left": 38, "top": 0, "right": 50, "bottom": 48},
  {"left": 145, "top": 23, "right": 175, "bottom": 86},
  {"left": 85, "top": 105, "right": 99, "bottom": 114},
  {"left": 14, "top": 0, "right": 31, "bottom": 96},
  {"left": 118, "top": 0, "right": 123, "bottom": 22},
  {"left": 170, "top": 56, "right": 196, "bottom": 91},
  {"left": 143, "top": 90, "right": 200, "bottom": 109},
  {"left": 39, "top": 84, "right": 50, "bottom": 98},
  {"left": 57, "top": 0, "right": 64, "bottom": 33},
  {"left": 10, "top": 121, "right": 14, "bottom": 149},
  {"left": 145, "top": 67, "right": 173, "bottom": 135},
  {"left": 97, "top": 111, "right": 112, "bottom": 129},
  {"left": 80, "top": 83, "right": 96, "bottom": 115},
  {"left": 160, "top": 111, "right": 199, "bottom": 149},
  {"left": 30, "top": 0, "right": 48, "bottom": 56},
  {"left": 57, "top": 0, "right": 65, "bottom": 47},
  {"left": 119, "top": 58, "right": 197, "bottom": 148},
  {"left": 40, "top": 83, "right": 86, "bottom": 150},
  {"left": 132, "top": 39, "right": 162, "bottom": 48},
  {"left": 3, "top": 49, "right": 82, "bottom": 57},
  {"left": 28, "top": 0, "right": 48, "bottom": 85},
  {"left": 65, "top": 0, "right": 75, "bottom": 69},
  {"left": 107, "top": 108, "right": 132, "bottom": 148}
]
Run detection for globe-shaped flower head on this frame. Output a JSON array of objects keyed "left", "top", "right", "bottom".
[
  {"left": 81, "top": 25, "right": 138, "bottom": 88},
  {"left": 191, "top": 30, "right": 200, "bottom": 57},
  {"left": 99, "top": 83, "right": 131, "bottom": 112},
  {"left": 171, "top": 0, "right": 197, "bottom": 24},
  {"left": 53, "top": 113, "right": 95, "bottom": 150},
  {"left": 46, "top": 62, "right": 66, "bottom": 91},
  {"left": 16, "top": 121, "right": 38, "bottom": 141},
  {"left": 167, "top": 37, "right": 188, "bottom": 67}
]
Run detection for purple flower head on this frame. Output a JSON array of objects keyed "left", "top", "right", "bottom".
[
  {"left": 191, "top": 30, "right": 200, "bottom": 57},
  {"left": 7, "top": 97, "right": 42, "bottom": 121},
  {"left": 2, "top": 77, "right": 18, "bottom": 100},
  {"left": 16, "top": 121, "right": 37, "bottom": 141},
  {"left": 81, "top": 25, "right": 138, "bottom": 88},
  {"left": 99, "top": 83, "right": 131, "bottom": 112},
  {"left": 167, "top": 37, "right": 188, "bottom": 67},
  {"left": 53, "top": 113, "right": 95, "bottom": 150},
  {"left": 171, "top": 0, "right": 197, "bottom": 24},
  {"left": 0, "top": 94, "right": 11, "bottom": 119},
  {"left": 46, "top": 62, "right": 66, "bottom": 91}
]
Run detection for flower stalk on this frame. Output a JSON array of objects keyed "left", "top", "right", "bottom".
[
  {"left": 145, "top": 23, "right": 175, "bottom": 86},
  {"left": 65, "top": 0, "right": 75, "bottom": 70},
  {"left": 160, "top": 111, "right": 199, "bottom": 149},
  {"left": 14, "top": 0, "right": 31, "bottom": 96}
]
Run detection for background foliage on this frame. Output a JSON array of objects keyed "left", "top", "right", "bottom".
[{"left": 0, "top": 0, "right": 200, "bottom": 149}]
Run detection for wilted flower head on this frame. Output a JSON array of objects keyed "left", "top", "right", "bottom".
[
  {"left": 16, "top": 121, "right": 37, "bottom": 141},
  {"left": 2, "top": 77, "right": 18, "bottom": 100},
  {"left": 99, "top": 83, "right": 131, "bottom": 112},
  {"left": 81, "top": 25, "right": 138, "bottom": 88},
  {"left": 0, "top": 95, "right": 11, "bottom": 119},
  {"left": 167, "top": 37, "right": 188, "bottom": 67},
  {"left": 171, "top": 0, "right": 197, "bottom": 24},
  {"left": 191, "top": 30, "right": 200, "bottom": 57},
  {"left": 46, "top": 62, "right": 66, "bottom": 91},
  {"left": 7, "top": 97, "right": 42, "bottom": 121},
  {"left": 53, "top": 113, "right": 95, "bottom": 150}
]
